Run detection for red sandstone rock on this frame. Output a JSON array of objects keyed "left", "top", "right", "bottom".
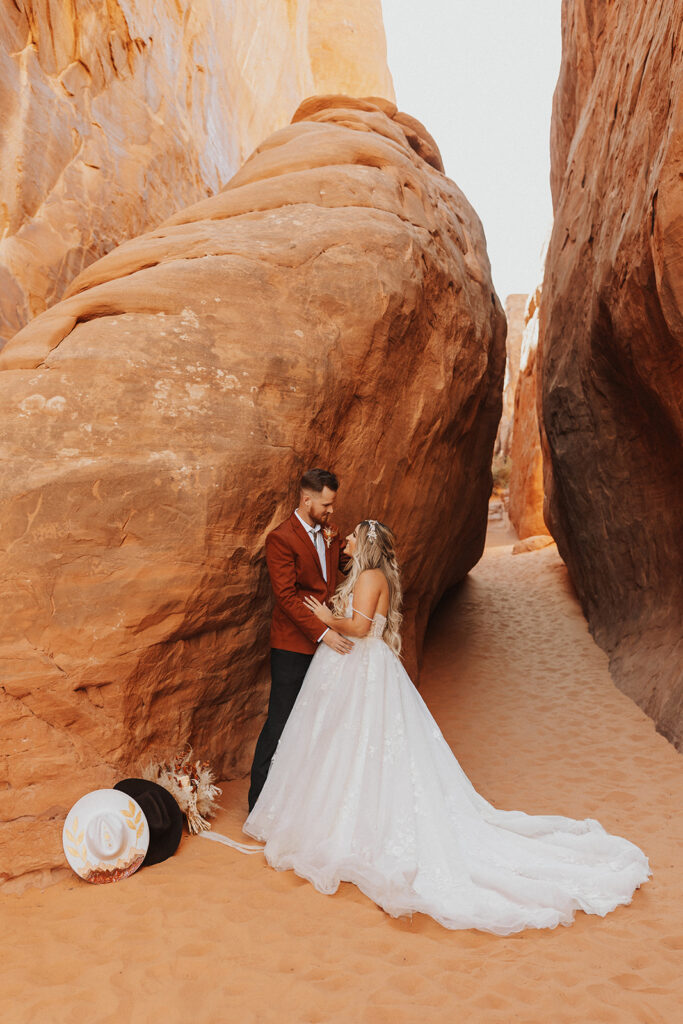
[
  {"left": 0, "top": 0, "right": 394, "bottom": 348},
  {"left": 511, "top": 536, "right": 555, "bottom": 556},
  {"left": 540, "top": 1, "right": 683, "bottom": 747},
  {"left": 0, "top": 97, "right": 505, "bottom": 887},
  {"left": 508, "top": 288, "right": 549, "bottom": 540},
  {"left": 494, "top": 293, "right": 527, "bottom": 460}
]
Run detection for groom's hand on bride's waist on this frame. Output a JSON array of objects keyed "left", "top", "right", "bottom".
[{"left": 322, "top": 631, "right": 354, "bottom": 654}]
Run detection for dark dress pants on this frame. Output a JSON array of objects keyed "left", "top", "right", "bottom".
[{"left": 248, "top": 648, "right": 314, "bottom": 811}]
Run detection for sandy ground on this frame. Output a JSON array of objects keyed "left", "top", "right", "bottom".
[{"left": 6, "top": 524, "right": 683, "bottom": 1023}]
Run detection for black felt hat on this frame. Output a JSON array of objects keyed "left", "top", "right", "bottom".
[{"left": 113, "top": 778, "right": 183, "bottom": 867}]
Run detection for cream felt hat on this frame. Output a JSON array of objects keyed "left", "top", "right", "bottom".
[{"left": 63, "top": 789, "right": 150, "bottom": 884}]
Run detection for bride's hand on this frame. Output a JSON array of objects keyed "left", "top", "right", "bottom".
[{"left": 303, "top": 595, "right": 333, "bottom": 625}]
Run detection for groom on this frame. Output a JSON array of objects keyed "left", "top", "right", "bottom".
[{"left": 248, "top": 467, "right": 351, "bottom": 810}]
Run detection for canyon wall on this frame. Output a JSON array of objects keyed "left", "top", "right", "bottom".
[
  {"left": 0, "top": 96, "right": 505, "bottom": 888},
  {"left": 0, "top": 0, "right": 394, "bottom": 347},
  {"left": 509, "top": 288, "right": 549, "bottom": 539},
  {"left": 494, "top": 293, "right": 527, "bottom": 461},
  {"left": 540, "top": 0, "right": 683, "bottom": 745}
]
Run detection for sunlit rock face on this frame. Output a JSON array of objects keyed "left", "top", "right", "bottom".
[
  {"left": 0, "top": 0, "right": 394, "bottom": 348},
  {"left": 508, "top": 288, "right": 549, "bottom": 540},
  {"left": 494, "top": 293, "right": 527, "bottom": 460},
  {"left": 0, "top": 96, "right": 505, "bottom": 886},
  {"left": 540, "top": 1, "right": 683, "bottom": 747}
]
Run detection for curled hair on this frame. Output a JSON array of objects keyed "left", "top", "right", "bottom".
[{"left": 332, "top": 520, "right": 403, "bottom": 655}]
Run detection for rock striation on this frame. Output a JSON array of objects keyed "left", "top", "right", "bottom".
[
  {"left": 540, "top": 1, "right": 683, "bottom": 746},
  {"left": 0, "top": 0, "right": 394, "bottom": 348},
  {"left": 508, "top": 288, "right": 549, "bottom": 539},
  {"left": 0, "top": 96, "right": 505, "bottom": 888},
  {"left": 494, "top": 293, "right": 527, "bottom": 460}
]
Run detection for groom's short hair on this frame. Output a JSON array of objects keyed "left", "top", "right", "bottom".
[{"left": 300, "top": 468, "right": 338, "bottom": 494}]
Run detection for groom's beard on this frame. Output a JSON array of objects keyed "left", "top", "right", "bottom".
[{"left": 310, "top": 511, "right": 332, "bottom": 527}]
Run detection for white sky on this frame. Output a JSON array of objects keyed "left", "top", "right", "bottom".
[{"left": 382, "top": 0, "right": 562, "bottom": 304}]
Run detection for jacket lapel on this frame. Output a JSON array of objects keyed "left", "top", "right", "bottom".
[
  {"left": 324, "top": 535, "right": 334, "bottom": 591},
  {"left": 290, "top": 512, "right": 325, "bottom": 581}
]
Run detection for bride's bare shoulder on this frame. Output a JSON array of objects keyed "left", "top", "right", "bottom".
[{"left": 356, "top": 568, "right": 388, "bottom": 590}]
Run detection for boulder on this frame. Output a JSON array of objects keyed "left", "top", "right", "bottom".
[
  {"left": 508, "top": 288, "right": 549, "bottom": 539},
  {"left": 539, "top": 1, "right": 683, "bottom": 747},
  {"left": 511, "top": 535, "right": 555, "bottom": 556},
  {"left": 0, "top": 96, "right": 505, "bottom": 887},
  {"left": 0, "top": 0, "right": 394, "bottom": 347}
]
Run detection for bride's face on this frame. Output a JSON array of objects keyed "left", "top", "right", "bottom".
[{"left": 343, "top": 525, "right": 359, "bottom": 557}]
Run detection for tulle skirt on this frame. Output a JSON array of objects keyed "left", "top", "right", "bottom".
[{"left": 244, "top": 637, "right": 651, "bottom": 934}]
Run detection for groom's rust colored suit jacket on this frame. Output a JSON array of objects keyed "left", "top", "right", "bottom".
[{"left": 266, "top": 512, "right": 344, "bottom": 655}]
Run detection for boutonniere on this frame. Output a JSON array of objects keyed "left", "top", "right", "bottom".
[{"left": 322, "top": 525, "right": 338, "bottom": 549}]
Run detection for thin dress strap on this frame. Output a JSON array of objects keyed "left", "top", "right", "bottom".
[{"left": 354, "top": 608, "right": 376, "bottom": 622}]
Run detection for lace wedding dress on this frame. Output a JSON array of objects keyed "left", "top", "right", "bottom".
[{"left": 243, "top": 599, "right": 650, "bottom": 934}]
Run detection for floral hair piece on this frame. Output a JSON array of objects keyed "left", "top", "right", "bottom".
[{"left": 367, "top": 520, "right": 378, "bottom": 542}]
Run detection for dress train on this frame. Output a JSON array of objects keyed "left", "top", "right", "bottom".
[{"left": 243, "top": 607, "right": 650, "bottom": 934}]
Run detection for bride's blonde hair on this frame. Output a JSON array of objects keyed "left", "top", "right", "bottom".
[{"left": 331, "top": 520, "right": 403, "bottom": 655}]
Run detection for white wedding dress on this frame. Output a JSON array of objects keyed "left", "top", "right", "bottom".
[{"left": 243, "top": 599, "right": 651, "bottom": 934}]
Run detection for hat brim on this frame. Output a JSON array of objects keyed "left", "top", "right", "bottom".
[
  {"left": 114, "top": 778, "right": 184, "bottom": 866},
  {"left": 63, "top": 789, "right": 150, "bottom": 883}
]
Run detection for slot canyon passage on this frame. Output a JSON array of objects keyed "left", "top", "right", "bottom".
[
  {"left": 2, "top": 0, "right": 682, "bottom": 1020},
  {"left": 4, "top": 518, "right": 683, "bottom": 1023}
]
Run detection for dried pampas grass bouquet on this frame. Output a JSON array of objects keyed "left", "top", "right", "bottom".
[{"left": 143, "top": 748, "right": 222, "bottom": 834}]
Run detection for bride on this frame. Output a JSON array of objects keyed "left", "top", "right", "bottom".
[{"left": 243, "top": 519, "right": 651, "bottom": 934}]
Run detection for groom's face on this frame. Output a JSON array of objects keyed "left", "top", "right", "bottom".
[{"left": 304, "top": 486, "right": 336, "bottom": 526}]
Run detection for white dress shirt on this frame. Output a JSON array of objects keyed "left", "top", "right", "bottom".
[
  {"left": 295, "top": 509, "right": 329, "bottom": 642},
  {"left": 294, "top": 510, "right": 327, "bottom": 581}
]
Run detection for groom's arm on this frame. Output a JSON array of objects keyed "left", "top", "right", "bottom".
[{"left": 265, "top": 531, "right": 330, "bottom": 644}]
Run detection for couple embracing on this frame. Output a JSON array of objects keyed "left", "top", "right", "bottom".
[{"left": 241, "top": 467, "right": 650, "bottom": 935}]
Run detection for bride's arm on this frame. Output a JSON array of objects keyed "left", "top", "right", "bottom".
[{"left": 303, "top": 571, "right": 383, "bottom": 637}]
